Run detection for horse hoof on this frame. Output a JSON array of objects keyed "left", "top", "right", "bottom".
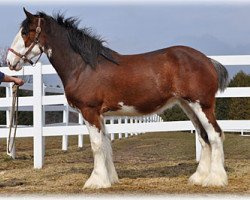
[
  {"left": 189, "top": 172, "right": 208, "bottom": 186},
  {"left": 83, "top": 181, "right": 111, "bottom": 189},
  {"left": 202, "top": 172, "right": 228, "bottom": 187},
  {"left": 109, "top": 171, "right": 119, "bottom": 184},
  {"left": 83, "top": 174, "right": 111, "bottom": 189}
]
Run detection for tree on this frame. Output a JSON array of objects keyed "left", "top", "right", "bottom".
[
  {"left": 228, "top": 71, "right": 250, "bottom": 87},
  {"left": 215, "top": 98, "right": 230, "bottom": 120},
  {"left": 0, "top": 48, "right": 7, "bottom": 124},
  {"left": 0, "top": 47, "right": 7, "bottom": 97},
  {"left": 160, "top": 105, "right": 188, "bottom": 121},
  {"left": 0, "top": 47, "right": 7, "bottom": 67},
  {"left": 215, "top": 71, "right": 250, "bottom": 120},
  {"left": 227, "top": 71, "right": 250, "bottom": 120}
]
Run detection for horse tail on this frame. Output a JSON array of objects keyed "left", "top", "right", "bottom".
[{"left": 210, "top": 58, "right": 229, "bottom": 92}]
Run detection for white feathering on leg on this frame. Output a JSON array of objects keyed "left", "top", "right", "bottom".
[
  {"left": 84, "top": 122, "right": 111, "bottom": 189},
  {"left": 189, "top": 102, "right": 228, "bottom": 187}
]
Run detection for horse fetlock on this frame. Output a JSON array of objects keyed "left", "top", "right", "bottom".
[{"left": 91, "top": 140, "right": 102, "bottom": 152}]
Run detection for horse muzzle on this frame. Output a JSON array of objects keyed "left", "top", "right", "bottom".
[{"left": 7, "top": 60, "right": 23, "bottom": 71}]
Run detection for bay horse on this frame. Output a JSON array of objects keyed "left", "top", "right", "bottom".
[{"left": 6, "top": 8, "right": 228, "bottom": 189}]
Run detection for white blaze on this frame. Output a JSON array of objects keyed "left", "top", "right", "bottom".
[{"left": 6, "top": 28, "right": 41, "bottom": 69}]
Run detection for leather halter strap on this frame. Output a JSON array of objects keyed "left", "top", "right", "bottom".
[{"left": 8, "top": 18, "right": 43, "bottom": 67}]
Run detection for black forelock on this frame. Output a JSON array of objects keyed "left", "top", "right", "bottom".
[
  {"left": 20, "top": 17, "right": 30, "bottom": 34},
  {"left": 36, "top": 11, "right": 118, "bottom": 67},
  {"left": 20, "top": 12, "right": 42, "bottom": 32}
]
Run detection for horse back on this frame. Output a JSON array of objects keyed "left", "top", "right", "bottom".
[{"left": 103, "top": 46, "right": 218, "bottom": 106}]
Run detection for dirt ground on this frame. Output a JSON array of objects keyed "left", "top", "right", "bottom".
[{"left": 0, "top": 132, "right": 249, "bottom": 195}]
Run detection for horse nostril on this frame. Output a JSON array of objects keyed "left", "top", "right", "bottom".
[{"left": 7, "top": 60, "right": 14, "bottom": 70}]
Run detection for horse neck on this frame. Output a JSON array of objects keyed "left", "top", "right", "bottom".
[{"left": 45, "top": 25, "right": 87, "bottom": 87}]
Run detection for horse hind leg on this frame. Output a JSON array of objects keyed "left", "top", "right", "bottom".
[
  {"left": 189, "top": 102, "right": 228, "bottom": 187},
  {"left": 179, "top": 99, "right": 211, "bottom": 185}
]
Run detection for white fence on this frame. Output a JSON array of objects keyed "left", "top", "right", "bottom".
[{"left": 0, "top": 55, "right": 249, "bottom": 167}]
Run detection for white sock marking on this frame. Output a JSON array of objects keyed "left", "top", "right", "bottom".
[
  {"left": 189, "top": 102, "right": 227, "bottom": 186},
  {"left": 84, "top": 121, "right": 111, "bottom": 188}
]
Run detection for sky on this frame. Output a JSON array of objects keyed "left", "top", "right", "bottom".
[{"left": 0, "top": 0, "right": 250, "bottom": 85}]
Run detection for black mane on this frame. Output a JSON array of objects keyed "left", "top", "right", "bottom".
[{"left": 23, "top": 12, "right": 118, "bottom": 67}]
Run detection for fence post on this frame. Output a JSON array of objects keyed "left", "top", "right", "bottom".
[
  {"left": 62, "top": 104, "right": 69, "bottom": 151},
  {"left": 118, "top": 118, "right": 122, "bottom": 139},
  {"left": 110, "top": 118, "right": 115, "bottom": 141},
  {"left": 195, "top": 131, "right": 201, "bottom": 162},
  {"left": 138, "top": 117, "right": 144, "bottom": 134},
  {"left": 6, "top": 83, "right": 15, "bottom": 159},
  {"left": 42, "top": 83, "right": 46, "bottom": 158},
  {"left": 78, "top": 113, "right": 84, "bottom": 148},
  {"left": 33, "top": 62, "right": 44, "bottom": 169},
  {"left": 133, "top": 117, "right": 138, "bottom": 136},
  {"left": 124, "top": 117, "right": 129, "bottom": 138}
]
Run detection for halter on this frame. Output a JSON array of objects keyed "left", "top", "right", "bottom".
[{"left": 8, "top": 18, "right": 43, "bottom": 67}]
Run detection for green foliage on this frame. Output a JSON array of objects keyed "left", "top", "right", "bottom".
[
  {"left": 0, "top": 47, "right": 7, "bottom": 67},
  {"left": 222, "top": 71, "right": 250, "bottom": 120},
  {"left": 0, "top": 111, "right": 6, "bottom": 124},
  {"left": 0, "top": 87, "right": 5, "bottom": 97},
  {"left": 18, "top": 88, "right": 32, "bottom": 97},
  {"left": 45, "top": 111, "right": 63, "bottom": 124},
  {"left": 0, "top": 88, "right": 6, "bottom": 124},
  {"left": 215, "top": 98, "right": 230, "bottom": 120},
  {"left": 18, "top": 111, "right": 33, "bottom": 125},
  {"left": 227, "top": 98, "right": 250, "bottom": 120},
  {"left": 228, "top": 71, "right": 250, "bottom": 87},
  {"left": 160, "top": 105, "right": 188, "bottom": 121}
]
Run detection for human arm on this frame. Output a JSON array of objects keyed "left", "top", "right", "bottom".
[{"left": 1, "top": 73, "right": 25, "bottom": 86}]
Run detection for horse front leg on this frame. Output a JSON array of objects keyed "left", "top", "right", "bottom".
[{"left": 81, "top": 108, "right": 118, "bottom": 189}]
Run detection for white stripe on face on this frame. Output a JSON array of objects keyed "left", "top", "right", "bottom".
[
  {"left": 6, "top": 28, "right": 42, "bottom": 69},
  {"left": 6, "top": 29, "right": 25, "bottom": 67}
]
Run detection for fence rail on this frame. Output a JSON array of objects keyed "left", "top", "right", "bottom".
[{"left": 0, "top": 55, "right": 249, "bottom": 167}]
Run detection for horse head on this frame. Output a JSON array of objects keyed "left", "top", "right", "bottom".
[{"left": 6, "top": 8, "right": 45, "bottom": 71}]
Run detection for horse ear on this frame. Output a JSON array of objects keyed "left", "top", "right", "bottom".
[{"left": 23, "top": 7, "right": 34, "bottom": 20}]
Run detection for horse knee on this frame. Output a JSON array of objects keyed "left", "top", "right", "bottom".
[
  {"left": 87, "top": 125, "right": 103, "bottom": 152},
  {"left": 91, "top": 136, "right": 103, "bottom": 152},
  {"left": 207, "top": 130, "right": 223, "bottom": 145}
]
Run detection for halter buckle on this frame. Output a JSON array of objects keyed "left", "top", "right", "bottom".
[{"left": 36, "top": 27, "right": 41, "bottom": 33}]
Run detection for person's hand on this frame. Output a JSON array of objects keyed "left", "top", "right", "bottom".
[{"left": 14, "top": 77, "right": 25, "bottom": 86}]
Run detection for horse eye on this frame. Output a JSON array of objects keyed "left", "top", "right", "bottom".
[{"left": 21, "top": 30, "right": 28, "bottom": 36}]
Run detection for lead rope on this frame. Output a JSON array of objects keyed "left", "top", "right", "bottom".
[{"left": 7, "top": 84, "right": 19, "bottom": 154}]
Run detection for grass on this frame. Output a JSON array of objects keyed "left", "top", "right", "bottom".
[{"left": 0, "top": 132, "right": 249, "bottom": 194}]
